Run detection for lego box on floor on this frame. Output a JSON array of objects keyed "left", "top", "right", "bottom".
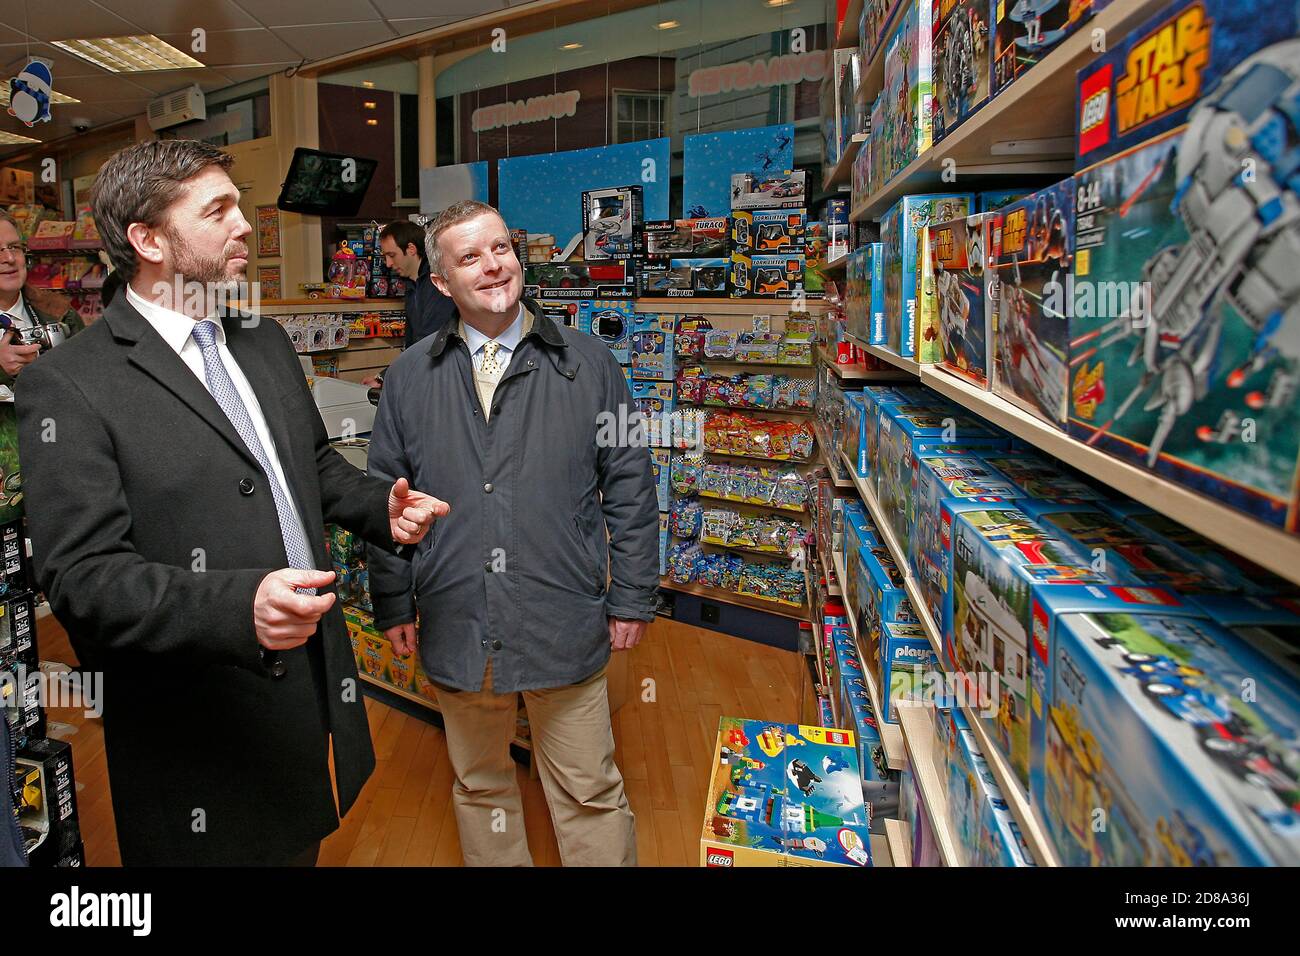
[
  {"left": 1069, "top": 0, "right": 1300, "bottom": 532},
  {"left": 1029, "top": 584, "right": 1300, "bottom": 866},
  {"left": 702, "top": 717, "right": 872, "bottom": 866}
]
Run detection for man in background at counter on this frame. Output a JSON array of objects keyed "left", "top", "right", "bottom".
[
  {"left": 15, "top": 139, "right": 447, "bottom": 866},
  {"left": 367, "top": 199, "right": 658, "bottom": 867},
  {"left": 0, "top": 210, "right": 86, "bottom": 390}
]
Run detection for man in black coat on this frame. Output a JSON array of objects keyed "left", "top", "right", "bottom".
[{"left": 14, "top": 140, "right": 446, "bottom": 866}]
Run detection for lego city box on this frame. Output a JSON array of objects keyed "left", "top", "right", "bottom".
[
  {"left": 729, "top": 253, "right": 805, "bottom": 299},
  {"left": 581, "top": 184, "right": 644, "bottom": 261},
  {"left": 932, "top": 0, "right": 993, "bottom": 143},
  {"left": 1028, "top": 583, "right": 1300, "bottom": 866},
  {"left": 730, "top": 209, "right": 807, "bottom": 254},
  {"left": 701, "top": 717, "right": 872, "bottom": 867},
  {"left": 990, "top": 179, "right": 1073, "bottom": 427},
  {"left": 915, "top": 196, "right": 977, "bottom": 363},
  {"left": 949, "top": 505, "right": 1122, "bottom": 789},
  {"left": 991, "top": 0, "right": 1110, "bottom": 98},
  {"left": 930, "top": 212, "right": 998, "bottom": 388},
  {"left": 644, "top": 217, "right": 729, "bottom": 259},
  {"left": 881, "top": 193, "right": 973, "bottom": 358},
  {"left": 942, "top": 706, "right": 1037, "bottom": 866},
  {"left": 1069, "top": 5, "right": 1300, "bottom": 533}
]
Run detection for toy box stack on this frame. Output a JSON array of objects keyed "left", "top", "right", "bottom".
[
  {"left": 844, "top": 242, "right": 885, "bottom": 345},
  {"left": 701, "top": 717, "right": 872, "bottom": 866},
  {"left": 729, "top": 171, "right": 808, "bottom": 299},
  {"left": 991, "top": 180, "right": 1073, "bottom": 426},
  {"left": 1068, "top": 0, "right": 1300, "bottom": 534},
  {"left": 642, "top": 217, "right": 729, "bottom": 297},
  {"left": 582, "top": 184, "right": 645, "bottom": 262},
  {"left": 932, "top": 0, "right": 993, "bottom": 142},
  {"left": 991, "top": 0, "right": 1110, "bottom": 97},
  {"left": 880, "top": 193, "right": 973, "bottom": 359},
  {"left": 15, "top": 736, "right": 84, "bottom": 867},
  {"left": 1029, "top": 584, "right": 1300, "bottom": 866},
  {"left": 929, "top": 211, "right": 998, "bottom": 387},
  {"left": 868, "top": 3, "right": 935, "bottom": 196}
]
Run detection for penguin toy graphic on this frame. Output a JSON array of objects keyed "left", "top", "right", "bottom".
[{"left": 8, "top": 60, "right": 54, "bottom": 127}]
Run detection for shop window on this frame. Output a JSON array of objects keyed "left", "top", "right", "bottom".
[{"left": 614, "top": 91, "right": 667, "bottom": 143}]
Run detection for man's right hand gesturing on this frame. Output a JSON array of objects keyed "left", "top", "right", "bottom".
[{"left": 254, "top": 568, "right": 338, "bottom": 651}]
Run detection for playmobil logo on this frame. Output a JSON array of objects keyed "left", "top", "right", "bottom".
[
  {"left": 705, "top": 848, "right": 735, "bottom": 867},
  {"left": 892, "top": 645, "right": 933, "bottom": 661}
]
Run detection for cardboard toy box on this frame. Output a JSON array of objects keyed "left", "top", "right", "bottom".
[
  {"left": 1029, "top": 584, "right": 1300, "bottom": 866},
  {"left": 645, "top": 217, "right": 729, "bottom": 258},
  {"left": 977, "top": 450, "right": 1103, "bottom": 504},
  {"left": 932, "top": 0, "right": 993, "bottom": 142},
  {"left": 942, "top": 706, "right": 1036, "bottom": 866},
  {"left": 1180, "top": 593, "right": 1300, "bottom": 681},
  {"left": 579, "top": 299, "right": 635, "bottom": 364},
  {"left": 845, "top": 242, "right": 885, "bottom": 345},
  {"left": 875, "top": 3, "right": 935, "bottom": 191},
  {"left": 991, "top": 0, "right": 1110, "bottom": 98},
  {"left": 916, "top": 197, "right": 977, "bottom": 363},
  {"left": 881, "top": 620, "right": 936, "bottom": 723},
  {"left": 524, "top": 261, "right": 635, "bottom": 299},
  {"left": 860, "top": 385, "right": 931, "bottom": 489},
  {"left": 881, "top": 193, "right": 974, "bottom": 358},
  {"left": 991, "top": 179, "right": 1073, "bottom": 427},
  {"left": 630, "top": 314, "right": 675, "bottom": 380},
  {"left": 856, "top": 545, "right": 918, "bottom": 685},
  {"left": 0, "top": 589, "right": 38, "bottom": 673},
  {"left": 729, "top": 252, "right": 805, "bottom": 298},
  {"left": 861, "top": 0, "right": 905, "bottom": 62},
  {"left": 929, "top": 211, "right": 998, "bottom": 388},
  {"left": 582, "top": 184, "right": 644, "bottom": 261},
  {"left": 731, "top": 209, "right": 807, "bottom": 254},
  {"left": 1069, "top": 0, "right": 1300, "bottom": 531},
  {"left": 840, "top": 673, "right": 900, "bottom": 831},
  {"left": 729, "top": 171, "right": 807, "bottom": 211},
  {"left": 650, "top": 447, "right": 671, "bottom": 512},
  {"left": 949, "top": 506, "right": 1121, "bottom": 789},
  {"left": 16, "top": 737, "right": 80, "bottom": 868},
  {"left": 701, "top": 717, "right": 872, "bottom": 867},
  {"left": 639, "top": 258, "right": 729, "bottom": 297}
]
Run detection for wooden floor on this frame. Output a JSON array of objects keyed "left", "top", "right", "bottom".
[{"left": 36, "top": 613, "right": 802, "bottom": 867}]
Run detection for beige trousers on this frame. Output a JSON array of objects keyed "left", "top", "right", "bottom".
[{"left": 434, "top": 659, "right": 637, "bottom": 867}]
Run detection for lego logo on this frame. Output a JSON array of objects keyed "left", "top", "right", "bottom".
[
  {"left": 1080, "top": 90, "right": 1109, "bottom": 134},
  {"left": 706, "top": 849, "right": 734, "bottom": 867}
]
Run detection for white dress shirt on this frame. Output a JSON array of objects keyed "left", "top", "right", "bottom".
[
  {"left": 125, "top": 284, "right": 309, "bottom": 543},
  {"left": 462, "top": 303, "right": 526, "bottom": 375},
  {"left": 0, "top": 292, "right": 34, "bottom": 329}
]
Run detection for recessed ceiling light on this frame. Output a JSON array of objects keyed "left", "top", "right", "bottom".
[
  {"left": 0, "top": 87, "right": 80, "bottom": 108},
  {"left": 361, "top": 80, "right": 376, "bottom": 88},
  {"left": 366, "top": 118, "right": 379, "bottom": 126},
  {"left": 51, "top": 35, "right": 203, "bottom": 73},
  {"left": 561, "top": 42, "right": 583, "bottom": 50},
  {"left": 656, "top": 20, "right": 680, "bottom": 29},
  {"left": 766, "top": 0, "right": 795, "bottom": 6},
  {"left": 363, "top": 101, "right": 377, "bottom": 109},
  {"left": 0, "top": 130, "right": 41, "bottom": 145}
]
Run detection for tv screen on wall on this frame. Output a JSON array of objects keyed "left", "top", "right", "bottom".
[{"left": 276, "top": 147, "right": 377, "bottom": 216}]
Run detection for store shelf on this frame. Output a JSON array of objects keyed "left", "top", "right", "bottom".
[
  {"left": 634, "top": 298, "right": 827, "bottom": 314},
  {"left": 841, "top": 447, "right": 1062, "bottom": 866},
  {"left": 659, "top": 576, "right": 807, "bottom": 620},
  {"left": 819, "top": 346, "right": 913, "bottom": 381},
  {"left": 822, "top": 132, "right": 867, "bottom": 191},
  {"left": 884, "top": 818, "right": 911, "bottom": 867},
  {"left": 700, "top": 538, "right": 798, "bottom": 561},
  {"left": 821, "top": 254, "right": 847, "bottom": 276},
  {"left": 850, "top": 0, "right": 1162, "bottom": 222},
  {"left": 813, "top": 423, "right": 854, "bottom": 489},
  {"left": 679, "top": 402, "right": 813, "bottom": 418},
  {"left": 919, "top": 365, "right": 1300, "bottom": 590},
  {"left": 697, "top": 490, "right": 807, "bottom": 515},
  {"left": 870, "top": 833, "right": 891, "bottom": 868},
  {"left": 833, "top": 0, "right": 864, "bottom": 50},
  {"left": 895, "top": 703, "right": 959, "bottom": 866},
  {"left": 694, "top": 357, "right": 815, "bottom": 370},
  {"left": 859, "top": 342, "right": 921, "bottom": 377},
  {"left": 813, "top": 551, "right": 842, "bottom": 598},
  {"left": 703, "top": 448, "right": 813, "bottom": 466},
  {"left": 829, "top": 546, "right": 906, "bottom": 772}
]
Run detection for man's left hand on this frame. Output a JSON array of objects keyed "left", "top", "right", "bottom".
[
  {"left": 388, "top": 476, "right": 450, "bottom": 545},
  {"left": 608, "top": 617, "right": 647, "bottom": 652}
]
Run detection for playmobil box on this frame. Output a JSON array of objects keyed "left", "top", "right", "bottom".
[
  {"left": 977, "top": 450, "right": 1103, "bottom": 503},
  {"left": 991, "top": 0, "right": 1111, "bottom": 98},
  {"left": 991, "top": 180, "right": 1074, "bottom": 426},
  {"left": 1069, "top": 2, "right": 1300, "bottom": 533},
  {"left": 639, "top": 258, "right": 729, "bottom": 297},
  {"left": 1020, "top": 500, "right": 1239, "bottom": 597},
  {"left": 930, "top": 212, "right": 998, "bottom": 387},
  {"left": 1029, "top": 584, "right": 1300, "bottom": 866},
  {"left": 582, "top": 184, "right": 644, "bottom": 261},
  {"left": 882, "top": 621, "right": 938, "bottom": 723},
  {"left": 942, "top": 706, "right": 1037, "bottom": 866},
  {"left": 731, "top": 209, "right": 807, "bottom": 253},
  {"left": 644, "top": 217, "right": 729, "bottom": 259},
  {"left": 916, "top": 196, "right": 977, "bottom": 363},
  {"left": 876, "top": 3, "right": 935, "bottom": 189},
  {"left": 702, "top": 717, "right": 872, "bottom": 867},
  {"left": 525, "top": 260, "right": 635, "bottom": 299},
  {"left": 849, "top": 242, "right": 886, "bottom": 345},
  {"left": 630, "top": 314, "right": 675, "bottom": 380},
  {"left": 932, "top": 0, "right": 993, "bottom": 142},
  {"left": 729, "top": 252, "right": 805, "bottom": 298},
  {"left": 729, "top": 171, "right": 807, "bottom": 211},
  {"left": 579, "top": 299, "right": 635, "bottom": 364},
  {"left": 881, "top": 193, "right": 974, "bottom": 358},
  {"left": 839, "top": 673, "right": 898, "bottom": 831},
  {"left": 913, "top": 453, "right": 1024, "bottom": 628},
  {"left": 841, "top": 391, "right": 868, "bottom": 475},
  {"left": 857, "top": 546, "right": 919, "bottom": 682},
  {"left": 950, "top": 506, "right": 1122, "bottom": 788}
]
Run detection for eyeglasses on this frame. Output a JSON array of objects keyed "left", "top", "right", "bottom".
[{"left": 0, "top": 243, "right": 26, "bottom": 259}]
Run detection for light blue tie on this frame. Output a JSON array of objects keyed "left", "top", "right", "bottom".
[{"left": 191, "top": 320, "right": 315, "bottom": 578}]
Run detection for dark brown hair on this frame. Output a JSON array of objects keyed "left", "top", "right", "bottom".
[
  {"left": 90, "top": 140, "right": 235, "bottom": 282},
  {"left": 379, "top": 220, "right": 427, "bottom": 262}
]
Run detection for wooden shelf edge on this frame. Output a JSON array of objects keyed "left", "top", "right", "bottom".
[
  {"left": 634, "top": 298, "right": 829, "bottom": 313},
  {"left": 895, "top": 703, "right": 959, "bottom": 866},
  {"left": 659, "top": 576, "right": 808, "bottom": 620},
  {"left": 884, "top": 818, "right": 912, "bottom": 867}
]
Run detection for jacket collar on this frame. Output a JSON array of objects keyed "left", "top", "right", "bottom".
[{"left": 426, "top": 295, "right": 564, "bottom": 358}]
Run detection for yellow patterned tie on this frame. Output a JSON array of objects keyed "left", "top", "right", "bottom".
[{"left": 481, "top": 341, "right": 503, "bottom": 375}]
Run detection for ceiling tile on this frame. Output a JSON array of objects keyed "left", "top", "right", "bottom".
[
  {"left": 155, "top": 28, "right": 300, "bottom": 68},
  {"left": 0, "top": 23, "right": 34, "bottom": 44},
  {"left": 253, "top": 0, "right": 386, "bottom": 29},
  {"left": 374, "top": 0, "right": 500, "bottom": 18},
  {"left": 49, "top": 72, "right": 157, "bottom": 102},
  {"left": 272, "top": 21, "right": 396, "bottom": 61},
  {"left": 97, "top": 0, "right": 261, "bottom": 34},
  {"left": 216, "top": 64, "right": 289, "bottom": 85},
  {"left": 18, "top": 0, "right": 140, "bottom": 40}
]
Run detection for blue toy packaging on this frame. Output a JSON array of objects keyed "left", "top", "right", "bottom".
[
  {"left": 1181, "top": 593, "right": 1300, "bottom": 681},
  {"left": 932, "top": 0, "right": 993, "bottom": 142},
  {"left": 943, "top": 706, "right": 1037, "bottom": 866},
  {"left": 977, "top": 450, "right": 1103, "bottom": 503},
  {"left": 881, "top": 193, "right": 974, "bottom": 358},
  {"left": 991, "top": 0, "right": 1111, "bottom": 97},
  {"left": 882, "top": 620, "right": 937, "bottom": 723},
  {"left": 630, "top": 313, "right": 675, "bottom": 380},
  {"left": 579, "top": 299, "right": 635, "bottom": 364},
  {"left": 876, "top": 3, "right": 935, "bottom": 192},
  {"left": 990, "top": 179, "right": 1074, "bottom": 426},
  {"left": 650, "top": 448, "right": 671, "bottom": 512},
  {"left": 731, "top": 209, "right": 807, "bottom": 253},
  {"left": 840, "top": 673, "right": 899, "bottom": 832},
  {"left": 658, "top": 513, "right": 669, "bottom": 576},
  {"left": 1069, "top": 0, "right": 1300, "bottom": 532},
  {"left": 861, "top": 385, "right": 933, "bottom": 490},
  {"left": 930, "top": 210, "right": 998, "bottom": 387},
  {"left": 1029, "top": 584, "right": 1300, "bottom": 866},
  {"left": 845, "top": 242, "right": 886, "bottom": 345},
  {"left": 950, "top": 505, "right": 1120, "bottom": 788},
  {"left": 857, "top": 545, "right": 918, "bottom": 683},
  {"left": 702, "top": 718, "right": 873, "bottom": 866}
]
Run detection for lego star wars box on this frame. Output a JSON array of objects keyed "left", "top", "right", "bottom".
[
  {"left": 644, "top": 218, "right": 729, "bottom": 259},
  {"left": 581, "top": 185, "right": 644, "bottom": 261},
  {"left": 1029, "top": 584, "right": 1300, "bottom": 866},
  {"left": 991, "top": 0, "right": 1110, "bottom": 98},
  {"left": 991, "top": 180, "right": 1073, "bottom": 426},
  {"left": 876, "top": 2, "right": 935, "bottom": 190},
  {"left": 881, "top": 193, "right": 973, "bottom": 358},
  {"left": 930, "top": 212, "right": 998, "bottom": 387},
  {"left": 731, "top": 209, "right": 806, "bottom": 254},
  {"left": 1069, "top": 1, "right": 1300, "bottom": 532},
  {"left": 16, "top": 737, "right": 80, "bottom": 868},
  {"left": 730, "top": 171, "right": 807, "bottom": 211},
  {"left": 915, "top": 195, "right": 976, "bottom": 363},
  {"left": 729, "top": 253, "right": 805, "bottom": 298},
  {"left": 701, "top": 717, "right": 872, "bottom": 867},
  {"left": 0, "top": 589, "right": 37, "bottom": 673},
  {"left": 932, "top": 0, "right": 992, "bottom": 142}
]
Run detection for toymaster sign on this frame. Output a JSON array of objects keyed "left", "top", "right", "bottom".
[
  {"left": 686, "top": 49, "right": 826, "bottom": 97},
  {"left": 471, "top": 90, "right": 581, "bottom": 133}
]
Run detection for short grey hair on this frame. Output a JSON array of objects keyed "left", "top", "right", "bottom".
[{"left": 425, "top": 199, "right": 506, "bottom": 278}]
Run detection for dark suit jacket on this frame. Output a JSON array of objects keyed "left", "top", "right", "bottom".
[
  {"left": 402, "top": 260, "right": 457, "bottom": 350},
  {"left": 14, "top": 294, "right": 398, "bottom": 865}
]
